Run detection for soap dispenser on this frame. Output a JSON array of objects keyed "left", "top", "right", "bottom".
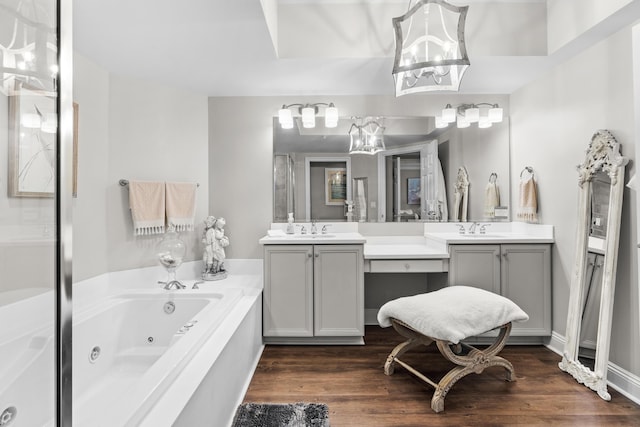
[{"left": 286, "top": 212, "right": 295, "bottom": 234}]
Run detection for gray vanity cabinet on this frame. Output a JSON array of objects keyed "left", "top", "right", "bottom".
[
  {"left": 263, "top": 244, "right": 364, "bottom": 344},
  {"left": 448, "top": 244, "right": 552, "bottom": 338}
]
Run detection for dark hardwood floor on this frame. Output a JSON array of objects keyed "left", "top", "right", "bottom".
[{"left": 243, "top": 326, "right": 640, "bottom": 426}]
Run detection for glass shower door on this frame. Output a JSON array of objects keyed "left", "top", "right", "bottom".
[{"left": 0, "top": 0, "right": 69, "bottom": 425}]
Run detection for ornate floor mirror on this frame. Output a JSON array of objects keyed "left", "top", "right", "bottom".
[{"left": 559, "top": 130, "right": 628, "bottom": 400}]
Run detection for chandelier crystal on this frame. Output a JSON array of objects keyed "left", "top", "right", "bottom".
[{"left": 392, "top": 0, "right": 470, "bottom": 96}]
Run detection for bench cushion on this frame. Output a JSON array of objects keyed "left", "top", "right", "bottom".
[{"left": 377, "top": 286, "right": 529, "bottom": 344}]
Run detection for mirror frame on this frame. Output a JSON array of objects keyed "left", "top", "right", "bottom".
[{"left": 559, "top": 129, "right": 628, "bottom": 400}]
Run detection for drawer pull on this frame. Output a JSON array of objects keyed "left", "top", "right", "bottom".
[{"left": 405, "top": 263, "right": 410, "bottom": 270}]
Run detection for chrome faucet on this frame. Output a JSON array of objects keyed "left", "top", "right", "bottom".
[
  {"left": 468, "top": 222, "right": 480, "bottom": 234},
  {"left": 158, "top": 280, "right": 186, "bottom": 290},
  {"left": 321, "top": 224, "right": 330, "bottom": 234},
  {"left": 311, "top": 220, "right": 318, "bottom": 234},
  {"left": 479, "top": 223, "right": 491, "bottom": 234},
  {"left": 457, "top": 224, "right": 466, "bottom": 235}
]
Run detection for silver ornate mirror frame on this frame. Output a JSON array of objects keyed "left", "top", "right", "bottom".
[{"left": 559, "top": 129, "right": 628, "bottom": 400}]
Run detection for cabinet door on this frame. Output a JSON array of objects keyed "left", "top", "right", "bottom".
[
  {"left": 448, "top": 245, "right": 501, "bottom": 294},
  {"left": 314, "top": 245, "right": 364, "bottom": 336},
  {"left": 501, "top": 244, "right": 551, "bottom": 336},
  {"left": 263, "top": 245, "right": 313, "bottom": 337}
]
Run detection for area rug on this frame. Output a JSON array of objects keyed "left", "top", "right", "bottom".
[{"left": 231, "top": 402, "right": 330, "bottom": 427}]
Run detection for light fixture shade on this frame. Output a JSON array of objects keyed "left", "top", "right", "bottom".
[
  {"left": 324, "top": 104, "right": 339, "bottom": 128},
  {"left": 301, "top": 106, "right": 315, "bottom": 128},
  {"left": 435, "top": 115, "right": 448, "bottom": 129},
  {"left": 488, "top": 106, "right": 503, "bottom": 123},
  {"left": 465, "top": 107, "right": 479, "bottom": 123},
  {"left": 442, "top": 106, "right": 457, "bottom": 123},
  {"left": 349, "top": 118, "right": 386, "bottom": 155},
  {"left": 278, "top": 107, "right": 293, "bottom": 129},
  {"left": 41, "top": 113, "right": 58, "bottom": 134},
  {"left": 456, "top": 116, "right": 470, "bottom": 128},
  {"left": 478, "top": 117, "right": 492, "bottom": 128},
  {"left": 21, "top": 113, "right": 42, "bottom": 129},
  {"left": 392, "top": 0, "right": 470, "bottom": 96}
]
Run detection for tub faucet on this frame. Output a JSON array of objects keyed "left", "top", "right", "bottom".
[{"left": 158, "top": 280, "right": 186, "bottom": 290}]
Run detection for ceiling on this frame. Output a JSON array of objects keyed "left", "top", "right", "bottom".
[{"left": 72, "top": 0, "right": 640, "bottom": 97}]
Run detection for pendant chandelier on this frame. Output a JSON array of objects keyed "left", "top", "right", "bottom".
[
  {"left": 392, "top": 0, "right": 470, "bottom": 96},
  {"left": 348, "top": 117, "right": 386, "bottom": 155}
]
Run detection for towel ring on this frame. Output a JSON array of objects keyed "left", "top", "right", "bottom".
[{"left": 520, "top": 166, "right": 534, "bottom": 179}]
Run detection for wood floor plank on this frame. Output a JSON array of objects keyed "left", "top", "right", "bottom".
[{"left": 243, "top": 326, "right": 640, "bottom": 426}]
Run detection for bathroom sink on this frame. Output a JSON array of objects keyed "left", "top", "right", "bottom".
[
  {"left": 293, "top": 234, "right": 336, "bottom": 238},
  {"left": 458, "top": 233, "right": 506, "bottom": 238}
]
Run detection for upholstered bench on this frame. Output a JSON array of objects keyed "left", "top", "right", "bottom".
[{"left": 377, "top": 286, "right": 529, "bottom": 413}]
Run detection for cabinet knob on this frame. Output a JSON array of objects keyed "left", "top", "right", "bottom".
[
  {"left": 315, "top": 253, "right": 319, "bottom": 258},
  {"left": 404, "top": 263, "right": 410, "bottom": 270},
  {"left": 308, "top": 253, "right": 312, "bottom": 258}
]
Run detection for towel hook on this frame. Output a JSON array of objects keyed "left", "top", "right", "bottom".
[{"left": 489, "top": 172, "right": 497, "bottom": 183}]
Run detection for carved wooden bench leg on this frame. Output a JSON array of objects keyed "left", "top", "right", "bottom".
[{"left": 384, "top": 320, "right": 516, "bottom": 413}]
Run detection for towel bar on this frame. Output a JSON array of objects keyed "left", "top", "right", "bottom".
[{"left": 119, "top": 179, "right": 199, "bottom": 187}]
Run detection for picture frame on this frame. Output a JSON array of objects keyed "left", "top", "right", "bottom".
[
  {"left": 325, "top": 168, "right": 347, "bottom": 205},
  {"left": 407, "top": 177, "right": 421, "bottom": 205},
  {"left": 7, "top": 81, "right": 78, "bottom": 198}
]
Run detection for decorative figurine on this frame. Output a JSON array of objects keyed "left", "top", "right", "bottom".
[{"left": 202, "top": 215, "right": 229, "bottom": 281}]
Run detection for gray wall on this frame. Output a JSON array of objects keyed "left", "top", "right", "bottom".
[
  {"left": 72, "top": 53, "right": 209, "bottom": 281},
  {"left": 510, "top": 25, "right": 639, "bottom": 377}
]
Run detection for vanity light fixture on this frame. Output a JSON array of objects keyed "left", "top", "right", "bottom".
[
  {"left": 348, "top": 117, "right": 386, "bottom": 155},
  {"left": 277, "top": 103, "right": 339, "bottom": 129},
  {"left": 392, "top": 0, "right": 470, "bottom": 96},
  {"left": 435, "top": 103, "right": 503, "bottom": 129}
]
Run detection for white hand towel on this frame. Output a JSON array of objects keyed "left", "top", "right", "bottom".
[
  {"left": 484, "top": 181, "right": 500, "bottom": 218},
  {"left": 517, "top": 176, "right": 538, "bottom": 223},
  {"left": 166, "top": 182, "right": 197, "bottom": 232},
  {"left": 129, "top": 180, "right": 165, "bottom": 236}
]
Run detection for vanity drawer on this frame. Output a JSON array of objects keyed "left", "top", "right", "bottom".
[{"left": 369, "top": 259, "right": 448, "bottom": 273}]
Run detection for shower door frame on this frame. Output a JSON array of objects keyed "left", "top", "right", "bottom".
[{"left": 57, "top": 0, "right": 74, "bottom": 425}]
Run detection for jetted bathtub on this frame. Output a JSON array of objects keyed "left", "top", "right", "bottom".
[
  {"left": 72, "top": 289, "right": 243, "bottom": 426},
  {"left": 0, "top": 287, "right": 244, "bottom": 427}
]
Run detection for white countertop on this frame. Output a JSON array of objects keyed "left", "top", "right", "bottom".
[
  {"left": 259, "top": 232, "right": 366, "bottom": 245},
  {"left": 260, "top": 222, "right": 554, "bottom": 259},
  {"left": 363, "top": 236, "right": 449, "bottom": 259},
  {"left": 425, "top": 232, "right": 555, "bottom": 245}
]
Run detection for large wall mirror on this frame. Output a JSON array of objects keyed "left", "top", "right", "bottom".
[
  {"left": 559, "top": 130, "right": 628, "bottom": 400},
  {"left": 273, "top": 116, "right": 510, "bottom": 223}
]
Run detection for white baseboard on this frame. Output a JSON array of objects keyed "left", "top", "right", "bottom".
[{"left": 546, "top": 331, "right": 640, "bottom": 405}]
